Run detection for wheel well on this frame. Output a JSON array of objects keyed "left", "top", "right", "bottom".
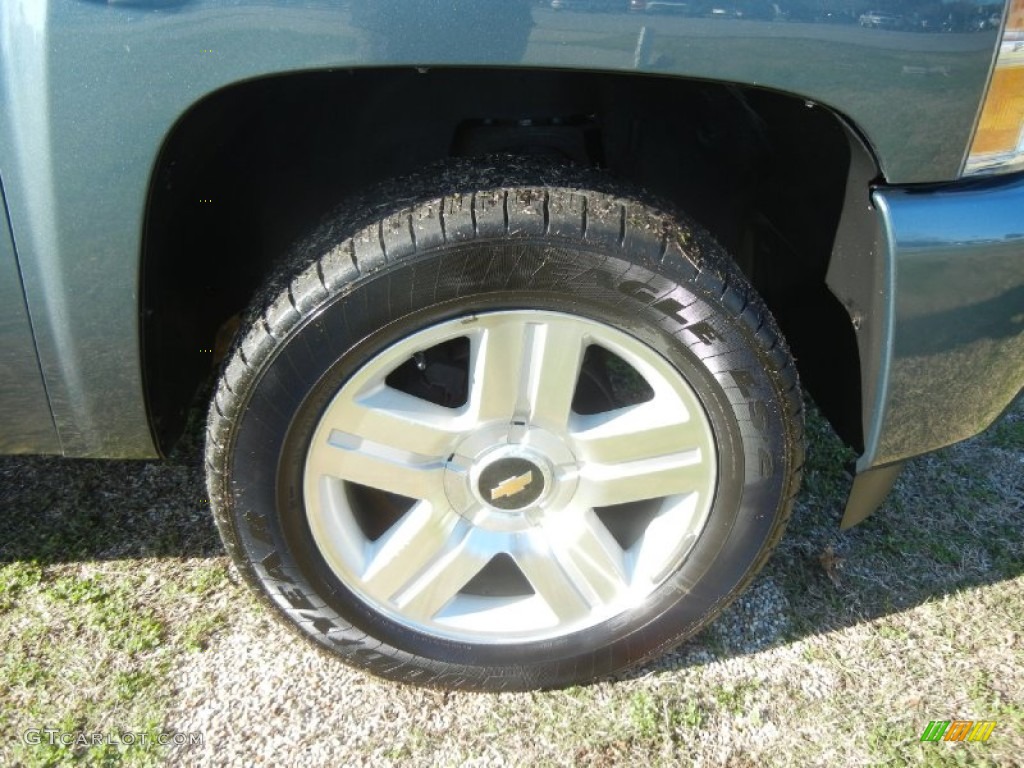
[{"left": 142, "top": 67, "right": 868, "bottom": 455}]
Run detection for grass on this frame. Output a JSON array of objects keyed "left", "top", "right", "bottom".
[
  {"left": 0, "top": 567, "right": 170, "bottom": 765},
  {"left": 992, "top": 416, "right": 1024, "bottom": 451},
  {"left": 0, "top": 450, "right": 220, "bottom": 767},
  {"left": 0, "top": 396, "right": 1021, "bottom": 766}
]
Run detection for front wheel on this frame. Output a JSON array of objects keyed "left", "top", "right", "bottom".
[{"left": 206, "top": 163, "right": 803, "bottom": 690}]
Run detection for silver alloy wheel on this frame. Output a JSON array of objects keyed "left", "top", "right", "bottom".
[{"left": 303, "top": 310, "right": 717, "bottom": 643}]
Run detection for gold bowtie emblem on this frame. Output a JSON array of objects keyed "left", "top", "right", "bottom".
[{"left": 490, "top": 470, "right": 534, "bottom": 500}]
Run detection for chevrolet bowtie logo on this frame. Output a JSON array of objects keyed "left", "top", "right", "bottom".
[{"left": 490, "top": 470, "right": 534, "bottom": 501}]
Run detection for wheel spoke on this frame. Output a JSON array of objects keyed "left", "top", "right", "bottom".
[
  {"left": 469, "top": 318, "right": 587, "bottom": 429},
  {"left": 519, "top": 321, "right": 588, "bottom": 430},
  {"left": 578, "top": 451, "right": 708, "bottom": 507},
  {"left": 328, "top": 385, "right": 463, "bottom": 459},
  {"left": 361, "top": 502, "right": 465, "bottom": 601},
  {"left": 571, "top": 401, "right": 711, "bottom": 465},
  {"left": 391, "top": 528, "right": 493, "bottom": 622},
  {"left": 517, "top": 515, "right": 629, "bottom": 620},
  {"left": 514, "top": 534, "right": 592, "bottom": 624},
  {"left": 468, "top": 321, "right": 527, "bottom": 424},
  {"left": 630, "top": 494, "right": 702, "bottom": 586},
  {"left": 306, "top": 474, "right": 371, "bottom": 575},
  {"left": 306, "top": 433, "right": 447, "bottom": 502},
  {"left": 554, "top": 510, "right": 630, "bottom": 605}
]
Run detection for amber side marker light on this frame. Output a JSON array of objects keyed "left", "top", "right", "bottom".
[{"left": 965, "top": 0, "right": 1024, "bottom": 175}]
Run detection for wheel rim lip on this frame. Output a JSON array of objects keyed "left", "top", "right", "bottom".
[{"left": 302, "top": 309, "right": 718, "bottom": 644}]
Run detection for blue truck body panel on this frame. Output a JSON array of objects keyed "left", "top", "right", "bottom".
[
  {"left": 0, "top": 177, "right": 59, "bottom": 454},
  {"left": 869, "top": 174, "right": 1024, "bottom": 468}
]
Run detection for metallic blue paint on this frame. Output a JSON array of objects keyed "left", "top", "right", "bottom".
[
  {"left": 0, "top": 176, "right": 60, "bottom": 454},
  {"left": 868, "top": 173, "right": 1024, "bottom": 468}
]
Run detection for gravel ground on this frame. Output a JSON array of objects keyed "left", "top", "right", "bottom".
[{"left": 1, "top": 398, "right": 1022, "bottom": 766}]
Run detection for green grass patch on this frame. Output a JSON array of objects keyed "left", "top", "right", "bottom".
[
  {"left": 801, "top": 402, "right": 857, "bottom": 501},
  {"left": 0, "top": 560, "right": 45, "bottom": 610},
  {"left": 2, "top": 567, "right": 174, "bottom": 767},
  {"left": 180, "top": 610, "right": 229, "bottom": 652},
  {"left": 711, "top": 680, "right": 758, "bottom": 715},
  {"left": 990, "top": 417, "right": 1024, "bottom": 451},
  {"left": 181, "top": 564, "right": 230, "bottom": 597}
]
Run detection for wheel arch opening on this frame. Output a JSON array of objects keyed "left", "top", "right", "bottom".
[{"left": 141, "top": 66, "right": 875, "bottom": 457}]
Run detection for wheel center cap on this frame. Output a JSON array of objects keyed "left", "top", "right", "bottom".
[
  {"left": 477, "top": 456, "right": 545, "bottom": 511},
  {"left": 468, "top": 444, "right": 554, "bottom": 515},
  {"left": 443, "top": 424, "right": 579, "bottom": 530}
]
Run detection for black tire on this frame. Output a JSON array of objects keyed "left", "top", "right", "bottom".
[{"left": 205, "top": 160, "right": 803, "bottom": 691}]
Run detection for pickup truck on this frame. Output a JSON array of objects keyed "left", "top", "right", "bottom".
[{"left": 1, "top": 0, "right": 1021, "bottom": 690}]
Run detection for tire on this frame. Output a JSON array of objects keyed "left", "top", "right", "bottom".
[{"left": 205, "top": 160, "right": 803, "bottom": 691}]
